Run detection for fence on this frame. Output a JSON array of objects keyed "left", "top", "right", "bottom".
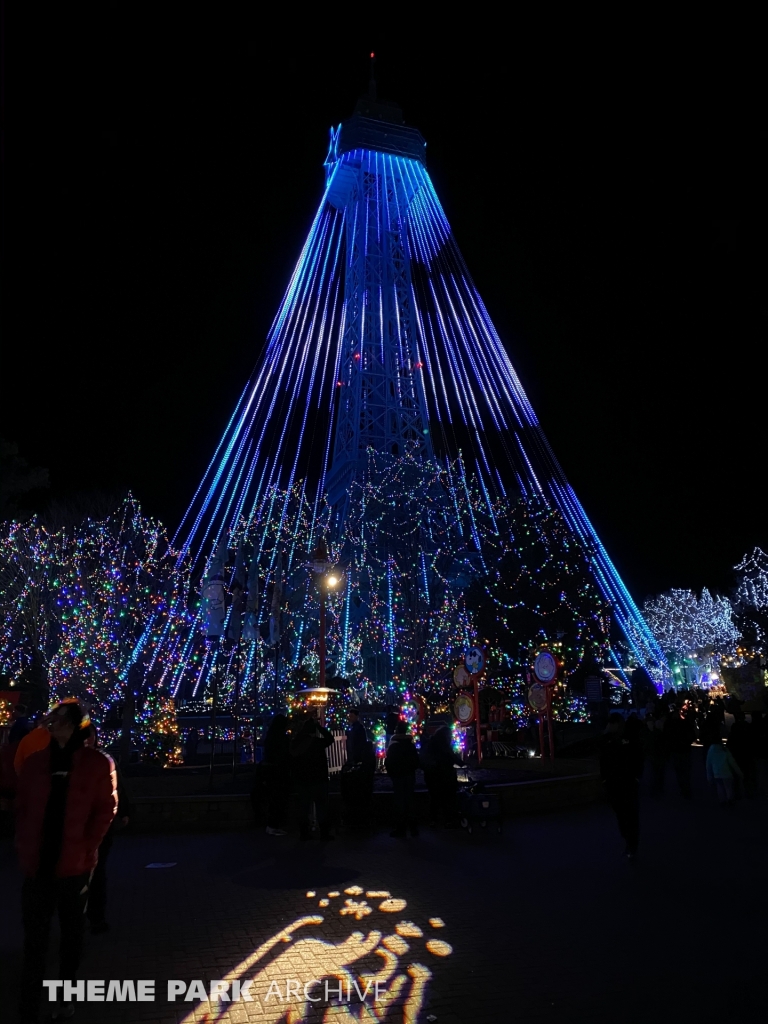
[{"left": 326, "top": 728, "right": 347, "bottom": 774}]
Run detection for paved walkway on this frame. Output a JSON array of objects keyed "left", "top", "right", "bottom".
[
  {"left": 121, "top": 756, "right": 600, "bottom": 799},
  {"left": 1, "top": 752, "right": 766, "bottom": 1024}
]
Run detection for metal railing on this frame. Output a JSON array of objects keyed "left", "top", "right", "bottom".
[{"left": 326, "top": 729, "right": 347, "bottom": 774}]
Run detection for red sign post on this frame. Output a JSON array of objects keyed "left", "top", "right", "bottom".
[
  {"left": 452, "top": 649, "right": 488, "bottom": 765},
  {"left": 473, "top": 672, "right": 483, "bottom": 765},
  {"left": 463, "top": 647, "right": 486, "bottom": 766}
]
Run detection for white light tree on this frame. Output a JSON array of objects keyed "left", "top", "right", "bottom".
[
  {"left": 643, "top": 588, "right": 739, "bottom": 687},
  {"left": 734, "top": 548, "right": 768, "bottom": 649},
  {"left": 734, "top": 548, "right": 768, "bottom": 608}
]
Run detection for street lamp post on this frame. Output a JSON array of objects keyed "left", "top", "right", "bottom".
[
  {"left": 319, "top": 584, "right": 327, "bottom": 690},
  {"left": 311, "top": 539, "right": 342, "bottom": 691}
]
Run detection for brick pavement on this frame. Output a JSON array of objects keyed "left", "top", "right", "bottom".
[{"left": 1, "top": 751, "right": 766, "bottom": 1024}]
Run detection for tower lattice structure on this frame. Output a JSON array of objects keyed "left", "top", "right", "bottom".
[{"left": 327, "top": 127, "right": 433, "bottom": 513}]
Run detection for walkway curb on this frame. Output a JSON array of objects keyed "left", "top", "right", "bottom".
[{"left": 129, "top": 771, "right": 603, "bottom": 831}]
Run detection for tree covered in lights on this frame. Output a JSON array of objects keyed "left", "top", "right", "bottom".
[
  {"left": 642, "top": 588, "right": 739, "bottom": 685},
  {"left": 733, "top": 548, "right": 768, "bottom": 649},
  {"left": 190, "top": 450, "right": 487, "bottom": 711},
  {"left": 466, "top": 497, "right": 611, "bottom": 685},
  {"left": 139, "top": 692, "right": 183, "bottom": 766},
  {"left": 0, "top": 517, "right": 62, "bottom": 710},
  {"left": 0, "top": 696, "right": 13, "bottom": 727},
  {"left": 0, "top": 496, "right": 188, "bottom": 716},
  {"left": 338, "top": 449, "right": 486, "bottom": 703}
]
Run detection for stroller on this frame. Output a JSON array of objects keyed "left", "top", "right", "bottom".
[{"left": 457, "top": 769, "right": 502, "bottom": 835}]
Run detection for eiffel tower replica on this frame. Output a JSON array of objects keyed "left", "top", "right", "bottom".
[{"left": 136, "top": 62, "right": 665, "bottom": 706}]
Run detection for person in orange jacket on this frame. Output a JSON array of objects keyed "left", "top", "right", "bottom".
[{"left": 15, "top": 699, "right": 116, "bottom": 1022}]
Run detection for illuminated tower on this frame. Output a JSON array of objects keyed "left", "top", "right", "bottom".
[
  {"left": 136, "top": 71, "right": 665, "bottom": 704},
  {"left": 325, "top": 85, "right": 433, "bottom": 515}
]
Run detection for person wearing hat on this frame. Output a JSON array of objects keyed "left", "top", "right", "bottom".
[{"left": 15, "top": 699, "right": 116, "bottom": 1022}]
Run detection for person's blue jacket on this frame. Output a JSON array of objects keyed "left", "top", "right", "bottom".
[{"left": 706, "top": 743, "right": 743, "bottom": 782}]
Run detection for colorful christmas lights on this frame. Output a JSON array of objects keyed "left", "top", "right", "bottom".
[{"left": 0, "top": 496, "right": 190, "bottom": 720}]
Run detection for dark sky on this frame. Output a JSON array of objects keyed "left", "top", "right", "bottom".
[{"left": 4, "top": 23, "right": 766, "bottom": 602}]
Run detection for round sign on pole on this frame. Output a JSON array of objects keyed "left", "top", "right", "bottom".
[
  {"left": 453, "top": 664, "right": 471, "bottom": 689},
  {"left": 533, "top": 650, "right": 558, "bottom": 685},
  {"left": 528, "top": 683, "right": 547, "bottom": 712},
  {"left": 453, "top": 693, "right": 475, "bottom": 724},
  {"left": 464, "top": 647, "right": 485, "bottom": 675}
]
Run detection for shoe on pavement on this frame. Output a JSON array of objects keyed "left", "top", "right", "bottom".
[
  {"left": 409, "top": 825, "right": 419, "bottom": 837},
  {"left": 266, "top": 827, "right": 288, "bottom": 836},
  {"left": 390, "top": 829, "right": 407, "bottom": 838}
]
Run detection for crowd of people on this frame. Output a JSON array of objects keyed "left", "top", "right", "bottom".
[
  {"left": 600, "top": 690, "right": 765, "bottom": 860},
  {"left": 251, "top": 707, "right": 465, "bottom": 841}
]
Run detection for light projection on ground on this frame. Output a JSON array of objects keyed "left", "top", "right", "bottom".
[{"left": 179, "top": 886, "right": 451, "bottom": 1022}]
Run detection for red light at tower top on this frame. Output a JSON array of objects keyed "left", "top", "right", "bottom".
[{"left": 370, "top": 52, "right": 375, "bottom": 58}]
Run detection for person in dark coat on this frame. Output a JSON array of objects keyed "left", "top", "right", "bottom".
[
  {"left": 290, "top": 708, "right": 335, "bottom": 840},
  {"left": 701, "top": 703, "right": 724, "bottom": 751},
  {"left": 727, "top": 712, "right": 757, "bottom": 798},
  {"left": 644, "top": 710, "right": 667, "bottom": 797},
  {"left": 422, "top": 725, "right": 459, "bottom": 827},
  {"left": 341, "top": 709, "right": 374, "bottom": 831},
  {"left": 345, "top": 709, "right": 368, "bottom": 765},
  {"left": 15, "top": 699, "right": 116, "bottom": 1023},
  {"left": 385, "top": 722, "right": 420, "bottom": 837},
  {"left": 664, "top": 704, "right": 695, "bottom": 798},
  {"left": 385, "top": 706, "right": 400, "bottom": 745},
  {"left": 263, "top": 715, "right": 291, "bottom": 835},
  {"left": 600, "top": 712, "right": 643, "bottom": 858},
  {"left": 623, "top": 713, "right": 646, "bottom": 772},
  {"left": 185, "top": 727, "right": 199, "bottom": 764},
  {"left": 83, "top": 724, "right": 131, "bottom": 933}
]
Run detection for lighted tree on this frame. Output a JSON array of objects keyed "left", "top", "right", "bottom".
[
  {"left": 0, "top": 519, "right": 65, "bottom": 710},
  {"left": 642, "top": 588, "right": 738, "bottom": 685},
  {"left": 212, "top": 450, "right": 488, "bottom": 710},
  {"left": 466, "top": 497, "right": 611, "bottom": 683},
  {"left": 140, "top": 692, "right": 183, "bottom": 766},
  {"left": 734, "top": 548, "right": 768, "bottom": 649},
  {"left": 338, "top": 449, "right": 493, "bottom": 703},
  {"left": 0, "top": 496, "right": 188, "bottom": 716},
  {"left": 0, "top": 696, "right": 13, "bottom": 727}
]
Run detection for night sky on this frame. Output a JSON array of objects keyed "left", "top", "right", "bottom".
[{"left": 5, "top": 26, "right": 766, "bottom": 603}]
